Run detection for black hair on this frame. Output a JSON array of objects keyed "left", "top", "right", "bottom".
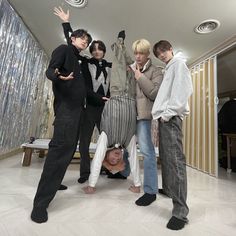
[
  {"left": 71, "top": 29, "right": 92, "bottom": 46},
  {"left": 153, "top": 40, "right": 173, "bottom": 57},
  {"left": 89, "top": 40, "right": 106, "bottom": 55}
]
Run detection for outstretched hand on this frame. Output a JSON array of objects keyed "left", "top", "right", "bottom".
[
  {"left": 102, "top": 97, "right": 110, "bottom": 101},
  {"left": 129, "top": 185, "right": 141, "bottom": 193},
  {"left": 57, "top": 71, "right": 74, "bottom": 81},
  {"left": 54, "top": 6, "right": 70, "bottom": 22},
  {"left": 83, "top": 186, "right": 96, "bottom": 194}
]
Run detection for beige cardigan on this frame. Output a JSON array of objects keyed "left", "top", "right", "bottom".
[{"left": 131, "top": 59, "right": 163, "bottom": 120}]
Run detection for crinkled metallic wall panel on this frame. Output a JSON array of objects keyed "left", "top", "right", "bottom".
[{"left": 0, "top": 0, "right": 50, "bottom": 154}]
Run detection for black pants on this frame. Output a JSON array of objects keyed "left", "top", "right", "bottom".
[
  {"left": 79, "top": 104, "right": 104, "bottom": 179},
  {"left": 33, "top": 104, "right": 83, "bottom": 208}
]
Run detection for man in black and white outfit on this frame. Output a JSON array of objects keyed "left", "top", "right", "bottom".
[{"left": 54, "top": 7, "right": 112, "bottom": 183}]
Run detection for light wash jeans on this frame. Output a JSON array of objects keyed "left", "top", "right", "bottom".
[
  {"left": 137, "top": 120, "right": 158, "bottom": 194},
  {"left": 159, "top": 116, "right": 189, "bottom": 221}
]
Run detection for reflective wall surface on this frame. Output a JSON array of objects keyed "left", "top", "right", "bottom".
[{"left": 0, "top": 0, "right": 50, "bottom": 154}]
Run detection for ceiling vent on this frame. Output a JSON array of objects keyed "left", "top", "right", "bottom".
[
  {"left": 194, "top": 19, "right": 220, "bottom": 34},
  {"left": 65, "top": 0, "right": 88, "bottom": 8}
]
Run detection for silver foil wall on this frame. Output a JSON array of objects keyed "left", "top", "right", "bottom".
[{"left": 0, "top": 0, "right": 51, "bottom": 154}]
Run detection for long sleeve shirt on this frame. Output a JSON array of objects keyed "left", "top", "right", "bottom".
[
  {"left": 45, "top": 44, "right": 86, "bottom": 113},
  {"left": 89, "top": 131, "right": 141, "bottom": 187},
  {"left": 152, "top": 56, "right": 193, "bottom": 121}
]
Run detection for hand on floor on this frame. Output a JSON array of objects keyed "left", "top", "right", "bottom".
[
  {"left": 128, "top": 185, "right": 140, "bottom": 193},
  {"left": 82, "top": 186, "right": 96, "bottom": 194}
]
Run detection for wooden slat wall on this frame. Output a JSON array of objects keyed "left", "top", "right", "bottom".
[{"left": 183, "top": 57, "right": 218, "bottom": 176}]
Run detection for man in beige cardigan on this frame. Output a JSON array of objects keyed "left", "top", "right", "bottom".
[{"left": 130, "top": 39, "right": 163, "bottom": 206}]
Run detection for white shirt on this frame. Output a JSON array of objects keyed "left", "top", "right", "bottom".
[
  {"left": 89, "top": 131, "right": 141, "bottom": 187},
  {"left": 151, "top": 56, "right": 193, "bottom": 121}
]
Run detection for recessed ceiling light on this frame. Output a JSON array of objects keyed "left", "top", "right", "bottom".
[
  {"left": 194, "top": 19, "right": 220, "bottom": 34},
  {"left": 65, "top": 0, "right": 88, "bottom": 8}
]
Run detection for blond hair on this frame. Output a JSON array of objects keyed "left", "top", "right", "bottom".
[{"left": 132, "top": 39, "right": 151, "bottom": 54}]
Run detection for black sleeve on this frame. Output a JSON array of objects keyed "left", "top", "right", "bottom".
[
  {"left": 106, "top": 88, "right": 110, "bottom": 98},
  {"left": 45, "top": 45, "right": 67, "bottom": 82},
  {"left": 62, "top": 22, "right": 73, "bottom": 45},
  {"left": 62, "top": 22, "right": 89, "bottom": 67},
  {"left": 87, "top": 90, "right": 105, "bottom": 106},
  {"left": 106, "top": 62, "right": 112, "bottom": 98}
]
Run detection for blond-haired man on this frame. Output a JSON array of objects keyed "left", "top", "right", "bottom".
[{"left": 130, "top": 39, "right": 163, "bottom": 206}]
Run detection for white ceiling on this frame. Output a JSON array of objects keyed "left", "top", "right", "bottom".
[{"left": 8, "top": 0, "right": 236, "bottom": 66}]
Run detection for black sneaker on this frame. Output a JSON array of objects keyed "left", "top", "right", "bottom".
[
  {"left": 77, "top": 177, "right": 88, "bottom": 184},
  {"left": 135, "top": 193, "right": 156, "bottom": 206},
  {"left": 31, "top": 207, "right": 48, "bottom": 223},
  {"left": 166, "top": 216, "right": 186, "bottom": 230}
]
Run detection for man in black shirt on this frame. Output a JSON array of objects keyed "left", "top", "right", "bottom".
[
  {"left": 31, "top": 29, "right": 92, "bottom": 223},
  {"left": 54, "top": 7, "right": 112, "bottom": 183}
]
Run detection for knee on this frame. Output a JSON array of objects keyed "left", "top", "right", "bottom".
[{"left": 139, "top": 144, "right": 155, "bottom": 159}]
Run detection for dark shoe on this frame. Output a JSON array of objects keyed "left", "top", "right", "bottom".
[
  {"left": 77, "top": 177, "right": 88, "bottom": 184},
  {"left": 31, "top": 207, "right": 48, "bottom": 223},
  {"left": 135, "top": 193, "right": 156, "bottom": 206},
  {"left": 107, "top": 172, "right": 127, "bottom": 179},
  {"left": 158, "top": 188, "right": 170, "bottom": 197},
  {"left": 58, "top": 184, "right": 68, "bottom": 190},
  {"left": 167, "top": 216, "right": 186, "bottom": 230}
]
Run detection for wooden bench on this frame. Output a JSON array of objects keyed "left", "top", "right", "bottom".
[
  {"left": 21, "top": 139, "right": 159, "bottom": 167},
  {"left": 21, "top": 139, "right": 97, "bottom": 166}
]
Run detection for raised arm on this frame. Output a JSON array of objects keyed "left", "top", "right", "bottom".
[
  {"left": 111, "top": 30, "right": 133, "bottom": 66},
  {"left": 54, "top": 6, "right": 73, "bottom": 45}
]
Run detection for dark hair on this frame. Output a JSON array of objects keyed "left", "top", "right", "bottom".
[
  {"left": 153, "top": 40, "right": 173, "bottom": 57},
  {"left": 89, "top": 40, "right": 106, "bottom": 55},
  {"left": 71, "top": 29, "right": 92, "bottom": 46}
]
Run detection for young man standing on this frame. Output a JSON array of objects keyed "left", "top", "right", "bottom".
[
  {"left": 31, "top": 29, "right": 92, "bottom": 223},
  {"left": 152, "top": 40, "right": 193, "bottom": 230},
  {"left": 54, "top": 7, "right": 128, "bottom": 183},
  {"left": 130, "top": 39, "right": 163, "bottom": 206}
]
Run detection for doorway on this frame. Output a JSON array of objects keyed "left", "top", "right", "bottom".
[{"left": 217, "top": 46, "right": 236, "bottom": 174}]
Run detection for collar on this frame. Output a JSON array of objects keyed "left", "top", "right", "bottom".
[
  {"left": 130, "top": 59, "right": 152, "bottom": 72},
  {"left": 70, "top": 45, "right": 83, "bottom": 59},
  {"left": 89, "top": 58, "right": 111, "bottom": 68}
]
